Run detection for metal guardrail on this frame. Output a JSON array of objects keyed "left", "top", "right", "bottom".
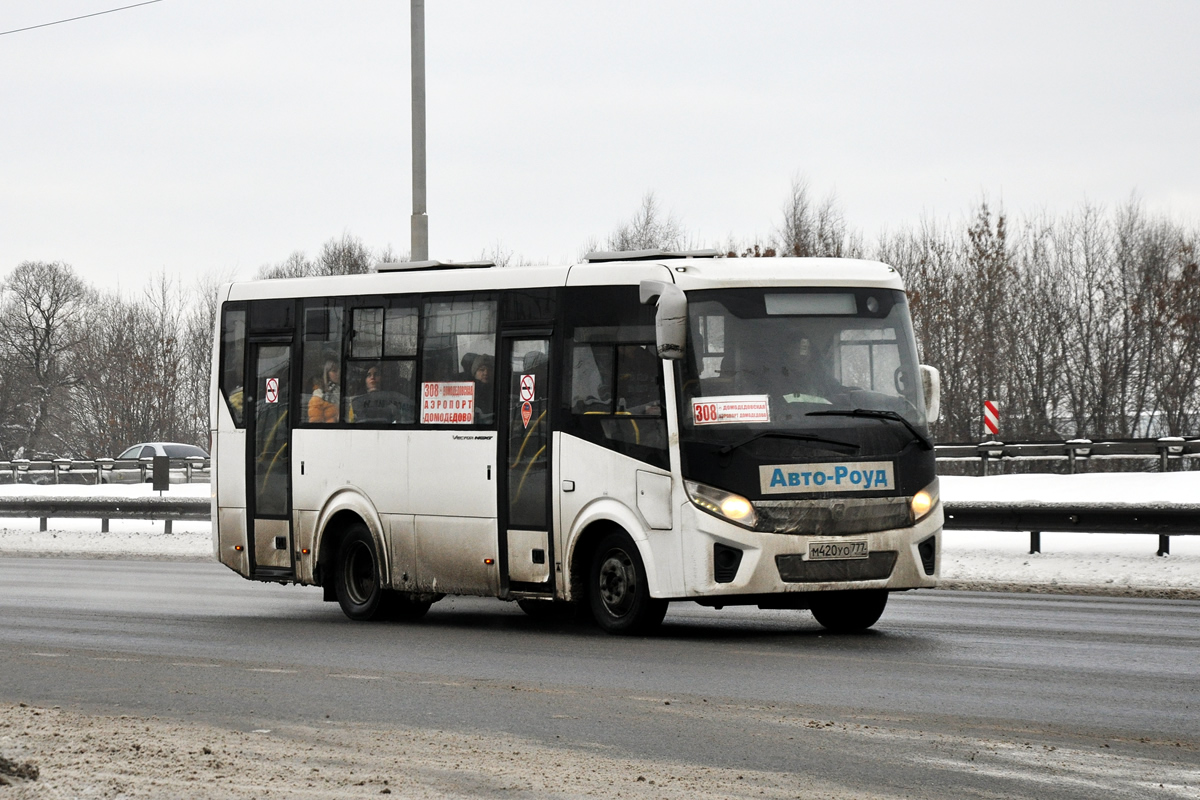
[
  {"left": 935, "top": 437, "right": 1200, "bottom": 556},
  {"left": 941, "top": 502, "right": 1197, "bottom": 557},
  {"left": 0, "top": 457, "right": 209, "bottom": 485},
  {"left": 0, "top": 444, "right": 1194, "bottom": 556},
  {"left": 0, "top": 496, "right": 209, "bottom": 534},
  {"left": 935, "top": 437, "right": 1200, "bottom": 475}
]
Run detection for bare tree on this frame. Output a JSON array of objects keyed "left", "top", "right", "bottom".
[
  {"left": 318, "top": 232, "right": 373, "bottom": 275},
  {"left": 256, "top": 250, "right": 316, "bottom": 280},
  {"left": 774, "top": 177, "right": 862, "bottom": 258},
  {"left": 604, "top": 192, "right": 690, "bottom": 252},
  {"left": 0, "top": 261, "right": 91, "bottom": 457},
  {"left": 258, "top": 233, "right": 393, "bottom": 279}
]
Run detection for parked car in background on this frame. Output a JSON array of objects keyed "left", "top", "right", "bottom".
[
  {"left": 103, "top": 442, "right": 210, "bottom": 484},
  {"left": 116, "top": 443, "right": 209, "bottom": 460}
]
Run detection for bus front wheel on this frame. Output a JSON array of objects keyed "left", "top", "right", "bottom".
[
  {"left": 809, "top": 590, "right": 888, "bottom": 633},
  {"left": 589, "top": 531, "right": 667, "bottom": 635},
  {"left": 333, "top": 523, "right": 387, "bottom": 621}
]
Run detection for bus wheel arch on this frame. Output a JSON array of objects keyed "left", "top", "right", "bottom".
[
  {"left": 566, "top": 520, "right": 622, "bottom": 605},
  {"left": 589, "top": 529, "right": 668, "bottom": 634}
]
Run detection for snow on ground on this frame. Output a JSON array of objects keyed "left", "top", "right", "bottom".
[{"left": 0, "top": 475, "right": 1196, "bottom": 597}]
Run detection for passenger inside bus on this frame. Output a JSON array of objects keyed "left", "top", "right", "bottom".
[
  {"left": 778, "top": 336, "right": 841, "bottom": 405},
  {"left": 308, "top": 358, "right": 341, "bottom": 423},
  {"left": 350, "top": 362, "right": 410, "bottom": 424},
  {"left": 471, "top": 354, "right": 495, "bottom": 424},
  {"left": 617, "top": 344, "right": 662, "bottom": 416}
]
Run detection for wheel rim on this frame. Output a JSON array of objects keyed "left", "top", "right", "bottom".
[
  {"left": 344, "top": 540, "right": 375, "bottom": 606},
  {"left": 597, "top": 548, "right": 636, "bottom": 617}
]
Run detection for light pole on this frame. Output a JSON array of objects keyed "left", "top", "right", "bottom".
[{"left": 410, "top": 0, "right": 428, "bottom": 261}]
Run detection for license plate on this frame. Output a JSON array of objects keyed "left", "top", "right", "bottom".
[{"left": 807, "top": 539, "right": 869, "bottom": 561}]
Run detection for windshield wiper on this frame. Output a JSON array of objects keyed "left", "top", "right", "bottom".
[
  {"left": 806, "top": 408, "right": 933, "bottom": 450},
  {"left": 717, "top": 430, "right": 859, "bottom": 456}
]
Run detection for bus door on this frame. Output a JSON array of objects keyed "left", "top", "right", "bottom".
[
  {"left": 498, "top": 334, "right": 555, "bottom": 594},
  {"left": 245, "top": 339, "right": 294, "bottom": 579}
]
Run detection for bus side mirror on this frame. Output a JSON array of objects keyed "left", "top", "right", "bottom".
[
  {"left": 639, "top": 280, "right": 687, "bottom": 360},
  {"left": 920, "top": 365, "right": 940, "bottom": 423}
]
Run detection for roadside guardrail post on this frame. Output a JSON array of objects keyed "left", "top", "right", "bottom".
[
  {"left": 978, "top": 441, "right": 1004, "bottom": 477},
  {"left": 1157, "top": 535, "right": 1170, "bottom": 557},
  {"left": 95, "top": 458, "right": 114, "bottom": 485},
  {"left": 1065, "top": 439, "right": 1091, "bottom": 475},
  {"left": 1158, "top": 437, "right": 1185, "bottom": 473},
  {"left": 1029, "top": 531, "right": 1041, "bottom": 554}
]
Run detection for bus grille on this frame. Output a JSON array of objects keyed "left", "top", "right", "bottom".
[
  {"left": 775, "top": 551, "right": 898, "bottom": 583},
  {"left": 755, "top": 498, "right": 910, "bottom": 536}
]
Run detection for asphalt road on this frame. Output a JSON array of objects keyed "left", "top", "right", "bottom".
[{"left": 1, "top": 556, "right": 1197, "bottom": 799}]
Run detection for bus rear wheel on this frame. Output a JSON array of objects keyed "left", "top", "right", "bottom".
[
  {"left": 589, "top": 531, "right": 667, "bottom": 635},
  {"left": 333, "top": 523, "right": 387, "bottom": 621},
  {"left": 809, "top": 589, "right": 888, "bottom": 633}
]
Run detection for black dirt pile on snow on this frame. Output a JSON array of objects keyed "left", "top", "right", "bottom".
[{"left": 0, "top": 753, "right": 39, "bottom": 784}]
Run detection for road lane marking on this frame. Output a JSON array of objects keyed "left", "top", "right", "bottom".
[
  {"left": 329, "top": 674, "right": 384, "bottom": 680},
  {"left": 93, "top": 657, "right": 141, "bottom": 662},
  {"left": 246, "top": 668, "right": 297, "bottom": 674},
  {"left": 26, "top": 652, "right": 67, "bottom": 657},
  {"left": 170, "top": 662, "right": 220, "bottom": 668}
]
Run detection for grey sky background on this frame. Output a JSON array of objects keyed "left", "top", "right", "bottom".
[{"left": 2, "top": 1, "right": 1197, "bottom": 291}]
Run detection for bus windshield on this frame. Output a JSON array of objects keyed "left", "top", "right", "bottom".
[{"left": 679, "top": 287, "right": 927, "bottom": 449}]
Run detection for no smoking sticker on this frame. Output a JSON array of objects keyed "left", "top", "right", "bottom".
[
  {"left": 519, "top": 374, "right": 535, "bottom": 402},
  {"left": 265, "top": 377, "right": 279, "bottom": 404}
]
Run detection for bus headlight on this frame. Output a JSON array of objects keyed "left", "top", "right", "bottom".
[
  {"left": 685, "top": 480, "right": 758, "bottom": 529},
  {"left": 910, "top": 478, "right": 939, "bottom": 522}
]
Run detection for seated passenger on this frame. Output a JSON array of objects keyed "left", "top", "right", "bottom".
[
  {"left": 778, "top": 337, "right": 841, "bottom": 404},
  {"left": 308, "top": 360, "right": 341, "bottom": 423},
  {"left": 617, "top": 345, "right": 662, "bottom": 415},
  {"left": 471, "top": 354, "right": 495, "bottom": 424},
  {"left": 351, "top": 363, "right": 406, "bottom": 424}
]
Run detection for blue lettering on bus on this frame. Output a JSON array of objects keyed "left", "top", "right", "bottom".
[
  {"left": 813, "top": 472, "right": 826, "bottom": 486},
  {"left": 850, "top": 470, "right": 862, "bottom": 484},
  {"left": 834, "top": 465, "right": 848, "bottom": 483},
  {"left": 770, "top": 468, "right": 787, "bottom": 487},
  {"left": 875, "top": 469, "right": 888, "bottom": 487}
]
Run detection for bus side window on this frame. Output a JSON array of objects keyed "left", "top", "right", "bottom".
[
  {"left": 220, "top": 304, "right": 247, "bottom": 427},
  {"left": 561, "top": 286, "right": 668, "bottom": 468},
  {"left": 301, "top": 299, "right": 344, "bottom": 425},
  {"left": 421, "top": 294, "right": 497, "bottom": 425},
  {"left": 346, "top": 302, "right": 418, "bottom": 425}
]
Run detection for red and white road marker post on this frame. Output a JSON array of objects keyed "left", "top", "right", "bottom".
[{"left": 983, "top": 400, "right": 999, "bottom": 436}]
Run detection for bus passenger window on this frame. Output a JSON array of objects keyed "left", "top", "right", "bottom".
[
  {"left": 301, "top": 300, "right": 344, "bottom": 425},
  {"left": 421, "top": 295, "right": 497, "bottom": 425},
  {"left": 220, "top": 305, "right": 247, "bottom": 427},
  {"left": 349, "top": 360, "right": 415, "bottom": 424},
  {"left": 343, "top": 301, "right": 418, "bottom": 425}
]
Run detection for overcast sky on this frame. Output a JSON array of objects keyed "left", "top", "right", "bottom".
[{"left": 2, "top": 0, "right": 1198, "bottom": 292}]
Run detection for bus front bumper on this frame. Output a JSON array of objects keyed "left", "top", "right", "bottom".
[{"left": 675, "top": 502, "right": 943, "bottom": 600}]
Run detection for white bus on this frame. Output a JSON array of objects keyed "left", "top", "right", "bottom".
[{"left": 211, "top": 250, "right": 942, "bottom": 634}]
